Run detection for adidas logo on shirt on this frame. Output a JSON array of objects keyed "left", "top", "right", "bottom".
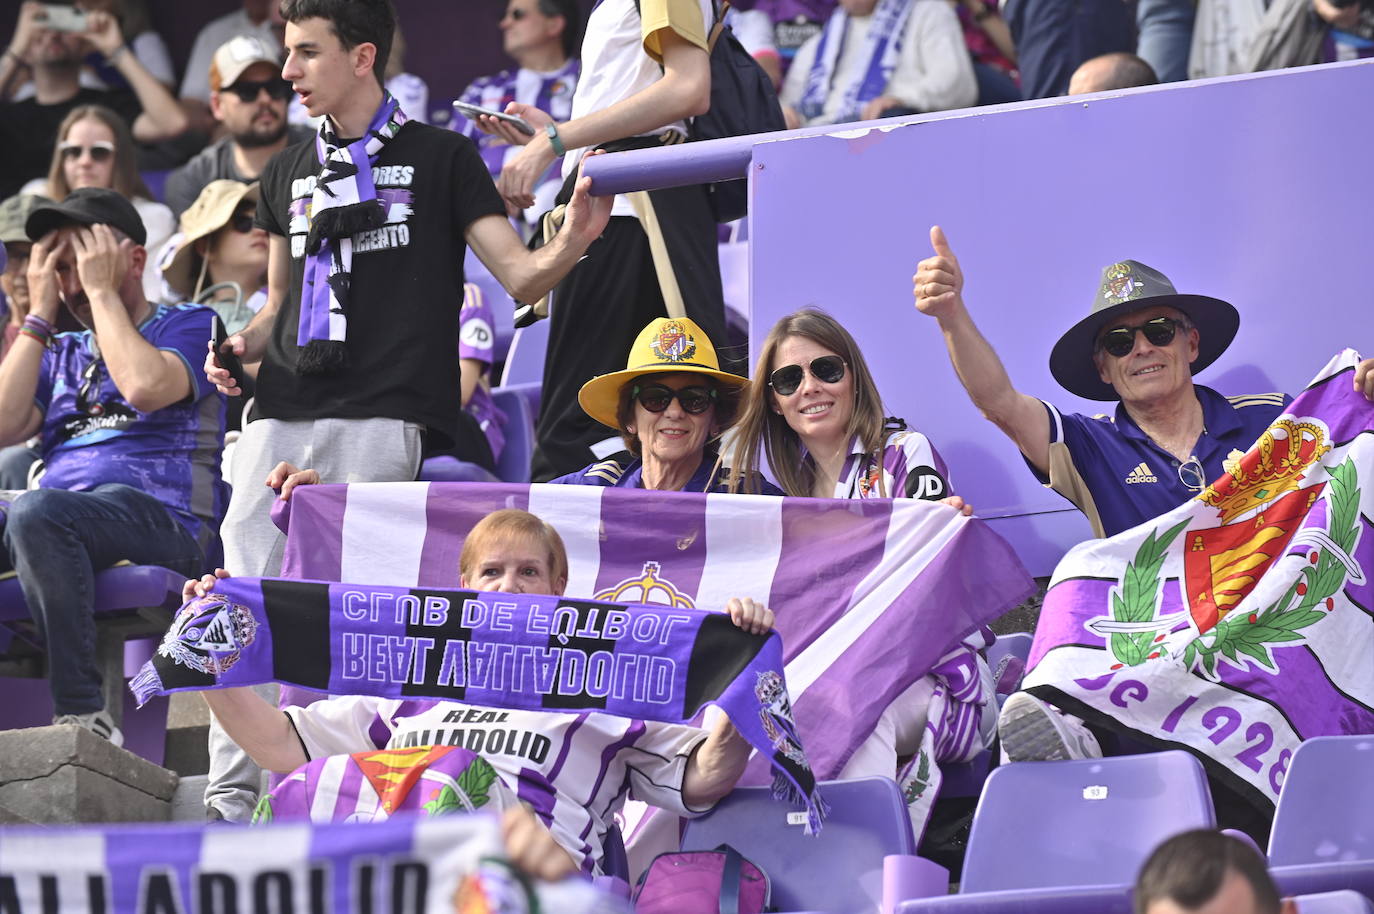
[{"left": 1124, "top": 462, "right": 1158, "bottom": 484}]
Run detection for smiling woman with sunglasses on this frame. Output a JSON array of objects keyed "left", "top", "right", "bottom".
[
  {"left": 25, "top": 104, "right": 175, "bottom": 303},
  {"left": 551, "top": 317, "right": 780, "bottom": 493},
  {"left": 725, "top": 308, "right": 994, "bottom": 836}
]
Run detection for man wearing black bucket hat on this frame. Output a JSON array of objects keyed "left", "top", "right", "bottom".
[
  {"left": 0, "top": 187, "right": 226, "bottom": 747},
  {"left": 912, "top": 225, "right": 1374, "bottom": 762}
]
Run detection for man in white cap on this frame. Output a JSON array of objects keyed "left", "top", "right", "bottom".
[{"left": 164, "top": 36, "right": 312, "bottom": 218}]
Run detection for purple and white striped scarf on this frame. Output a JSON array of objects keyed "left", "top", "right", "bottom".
[
  {"left": 297, "top": 92, "right": 408, "bottom": 375},
  {"left": 798, "top": 0, "right": 915, "bottom": 123},
  {"left": 132, "top": 578, "right": 828, "bottom": 831}
]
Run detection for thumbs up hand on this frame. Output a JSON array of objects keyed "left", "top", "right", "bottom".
[{"left": 914, "top": 225, "right": 963, "bottom": 317}]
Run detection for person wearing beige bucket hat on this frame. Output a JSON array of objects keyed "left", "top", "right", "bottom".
[
  {"left": 162, "top": 179, "right": 267, "bottom": 335},
  {"left": 550, "top": 316, "right": 781, "bottom": 493},
  {"left": 913, "top": 225, "right": 1374, "bottom": 766}
]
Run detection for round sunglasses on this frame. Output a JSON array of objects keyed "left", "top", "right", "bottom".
[
  {"left": 767, "top": 355, "right": 846, "bottom": 397},
  {"left": 226, "top": 207, "right": 257, "bottom": 234},
  {"left": 1098, "top": 316, "right": 1188, "bottom": 358},
  {"left": 632, "top": 383, "right": 717, "bottom": 415},
  {"left": 59, "top": 141, "right": 115, "bottom": 163}
]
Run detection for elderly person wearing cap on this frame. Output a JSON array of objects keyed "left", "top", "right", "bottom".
[
  {"left": 0, "top": 187, "right": 227, "bottom": 746},
  {"left": 912, "top": 225, "right": 1374, "bottom": 761},
  {"left": 164, "top": 36, "right": 310, "bottom": 220},
  {"left": 550, "top": 317, "right": 781, "bottom": 493}
]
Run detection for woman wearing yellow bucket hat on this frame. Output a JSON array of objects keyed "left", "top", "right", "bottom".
[{"left": 550, "top": 317, "right": 781, "bottom": 494}]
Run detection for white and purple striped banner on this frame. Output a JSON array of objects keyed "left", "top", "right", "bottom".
[
  {"left": 0, "top": 814, "right": 623, "bottom": 914},
  {"left": 274, "top": 485, "right": 1035, "bottom": 778},
  {"left": 1024, "top": 350, "right": 1374, "bottom": 809}
]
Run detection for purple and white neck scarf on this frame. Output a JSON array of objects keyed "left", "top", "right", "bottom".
[
  {"left": 132, "top": 578, "right": 828, "bottom": 832},
  {"left": 297, "top": 92, "right": 408, "bottom": 375},
  {"left": 799, "top": 0, "right": 915, "bottom": 123}
]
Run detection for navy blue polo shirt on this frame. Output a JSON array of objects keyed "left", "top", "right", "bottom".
[{"left": 1031, "top": 385, "right": 1290, "bottom": 538}]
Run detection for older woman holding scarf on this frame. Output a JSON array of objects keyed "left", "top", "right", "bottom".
[
  {"left": 551, "top": 316, "right": 780, "bottom": 494},
  {"left": 725, "top": 306, "right": 993, "bottom": 840}
]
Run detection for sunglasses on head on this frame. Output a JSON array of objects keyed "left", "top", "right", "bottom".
[
  {"left": 632, "top": 383, "right": 717, "bottom": 415},
  {"left": 1097, "top": 316, "right": 1189, "bottom": 358},
  {"left": 228, "top": 207, "right": 257, "bottom": 234},
  {"left": 59, "top": 141, "right": 114, "bottom": 162},
  {"left": 768, "top": 355, "right": 846, "bottom": 397},
  {"left": 224, "top": 78, "right": 292, "bottom": 103}
]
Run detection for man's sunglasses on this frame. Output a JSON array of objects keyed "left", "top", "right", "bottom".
[
  {"left": 224, "top": 78, "right": 293, "bottom": 103},
  {"left": 504, "top": 7, "right": 529, "bottom": 20},
  {"left": 632, "top": 383, "right": 717, "bottom": 415},
  {"left": 768, "top": 355, "right": 846, "bottom": 397},
  {"left": 227, "top": 208, "right": 257, "bottom": 234},
  {"left": 1097, "top": 316, "right": 1189, "bottom": 358},
  {"left": 59, "top": 141, "right": 114, "bottom": 162}
]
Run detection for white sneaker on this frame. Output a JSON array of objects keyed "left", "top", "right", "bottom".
[
  {"left": 53, "top": 710, "right": 124, "bottom": 748},
  {"left": 998, "top": 692, "right": 1100, "bottom": 762}
]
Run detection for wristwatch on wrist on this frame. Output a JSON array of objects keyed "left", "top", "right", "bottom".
[{"left": 545, "top": 122, "right": 566, "bottom": 157}]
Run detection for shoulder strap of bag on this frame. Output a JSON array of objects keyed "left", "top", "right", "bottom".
[{"left": 716, "top": 844, "right": 743, "bottom": 914}]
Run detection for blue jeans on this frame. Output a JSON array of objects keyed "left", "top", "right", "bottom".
[
  {"left": 1136, "top": 0, "right": 1195, "bottom": 82},
  {"left": 2, "top": 484, "right": 207, "bottom": 715}
]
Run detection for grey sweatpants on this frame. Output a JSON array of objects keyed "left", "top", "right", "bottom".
[{"left": 205, "top": 416, "right": 423, "bottom": 821}]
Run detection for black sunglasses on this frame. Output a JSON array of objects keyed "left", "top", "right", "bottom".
[
  {"left": 224, "top": 78, "right": 293, "bottom": 103},
  {"left": 228, "top": 208, "right": 257, "bottom": 234},
  {"left": 768, "top": 355, "right": 846, "bottom": 397},
  {"left": 505, "top": 7, "right": 529, "bottom": 20},
  {"left": 59, "top": 141, "right": 114, "bottom": 162},
  {"left": 632, "top": 383, "right": 717, "bottom": 415},
  {"left": 1098, "top": 316, "right": 1189, "bottom": 358}
]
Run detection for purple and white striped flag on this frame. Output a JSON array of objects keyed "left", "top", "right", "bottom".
[
  {"left": 1024, "top": 350, "right": 1374, "bottom": 809},
  {"left": 274, "top": 485, "right": 1035, "bottom": 779},
  {"left": 0, "top": 814, "right": 624, "bottom": 914}
]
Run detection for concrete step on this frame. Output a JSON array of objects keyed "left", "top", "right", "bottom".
[
  {"left": 0, "top": 724, "right": 177, "bottom": 823},
  {"left": 171, "top": 774, "right": 208, "bottom": 822}
]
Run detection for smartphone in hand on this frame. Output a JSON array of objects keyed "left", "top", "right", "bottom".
[
  {"left": 41, "top": 4, "right": 88, "bottom": 32},
  {"left": 451, "top": 101, "right": 536, "bottom": 137},
  {"left": 213, "top": 318, "right": 245, "bottom": 396}
]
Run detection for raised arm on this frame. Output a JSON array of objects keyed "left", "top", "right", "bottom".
[
  {"left": 465, "top": 159, "right": 612, "bottom": 305},
  {"left": 0, "top": 233, "right": 57, "bottom": 446},
  {"left": 914, "top": 225, "right": 1051, "bottom": 473},
  {"left": 489, "top": 28, "right": 711, "bottom": 210},
  {"left": 206, "top": 235, "right": 287, "bottom": 395},
  {"left": 83, "top": 10, "right": 187, "bottom": 142},
  {"left": 75, "top": 226, "right": 193, "bottom": 412}
]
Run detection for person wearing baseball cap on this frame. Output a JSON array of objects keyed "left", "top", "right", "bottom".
[
  {"left": 912, "top": 225, "right": 1374, "bottom": 764},
  {"left": 0, "top": 193, "right": 57, "bottom": 363},
  {"left": 164, "top": 35, "right": 311, "bottom": 219},
  {"left": 549, "top": 316, "right": 779, "bottom": 493},
  {"left": 0, "top": 186, "right": 227, "bottom": 747}
]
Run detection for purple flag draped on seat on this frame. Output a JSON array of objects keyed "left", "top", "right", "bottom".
[
  {"left": 1023, "top": 350, "right": 1374, "bottom": 810},
  {"left": 270, "top": 485, "right": 1035, "bottom": 780}
]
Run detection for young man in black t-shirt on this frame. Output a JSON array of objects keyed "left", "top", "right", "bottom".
[{"left": 202, "top": 0, "right": 610, "bottom": 822}]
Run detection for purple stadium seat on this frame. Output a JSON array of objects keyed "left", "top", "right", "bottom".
[
  {"left": 898, "top": 883, "right": 1134, "bottom": 914},
  {"left": 1294, "top": 891, "right": 1374, "bottom": 913},
  {"left": 140, "top": 170, "right": 170, "bottom": 204},
  {"left": 490, "top": 385, "right": 535, "bottom": 483},
  {"left": 959, "top": 751, "right": 1215, "bottom": 894},
  {"left": 417, "top": 457, "right": 499, "bottom": 483},
  {"left": 500, "top": 319, "right": 549, "bottom": 388},
  {"left": 0, "top": 564, "right": 184, "bottom": 762},
  {"left": 1269, "top": 736, "right": 1374, "bottom": 867},
  {"left": 681, "top": 777, "right": 925, "bottom": 913},
  {"left": 1272, "top": 861, "right": 1374, "bottom": 901}
]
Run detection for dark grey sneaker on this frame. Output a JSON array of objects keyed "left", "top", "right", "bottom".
[
  {"left": 53, "top": 710, "right": 125, "bottom": 747},
  {"left": 997, "top": 692, "right": 1101, "bottom": 762}
]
